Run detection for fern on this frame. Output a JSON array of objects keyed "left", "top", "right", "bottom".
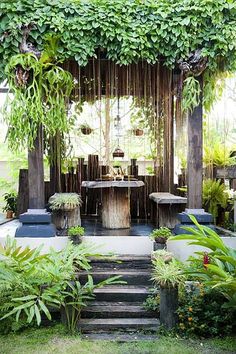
[{"left": 202, "top": 179, "right": 228, "bottom": 222}]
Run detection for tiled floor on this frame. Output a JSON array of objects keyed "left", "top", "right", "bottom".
[
  {"left": 81, "top": 218, "right": 155, "bottom": 236},
  {"left": 0, "top": 217, "right": 155, "bottom": 237}
]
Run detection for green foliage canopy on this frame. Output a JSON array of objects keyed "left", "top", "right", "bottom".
[{"left": 0, "top": 0, "right": 236, "bottom": 81}]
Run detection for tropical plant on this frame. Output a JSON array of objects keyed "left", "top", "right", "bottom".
[
  {"left": 182, "top": 76, "right": 201, "bottom": 113},
  {"left": 146, "top": 166, "right": 155, "bottom": 175},
  {"left": 202, "top": 179, "right": 228, "bottom": 222},
  {"left": 0, "top": 238, "right": 123, "bottom": 333},
  {"left": 151, "top": 257, "right": 186, "bottom": 289},
  {"left": 204, "top": 142, "right": 236, "bottom": 167},
  {"left": 152, "top": 249, "right": 173, "bottom": 263},
  {"left": 68, "top": 226, "right": 85, "bottom": 237},
  {"left": 149, "top": 227, "right": 173, "bottom": 243},
  {"left": 49, "top": 193, "right": 82, "bottom": 211},
  {"left": 3, "top": 52, "right": 74, "bottom": 151},
  {"left": 170, "top": 215, "right": 236, "bottom": 309},
  {"left": 2, "top": 192, "right": 17, "bottom": 213}
]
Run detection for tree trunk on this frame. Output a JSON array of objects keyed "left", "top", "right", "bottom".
[{"left": 102, "top": 188, "right": 130, "bottom": 228}]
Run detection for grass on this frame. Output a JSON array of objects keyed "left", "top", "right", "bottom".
[{"left": 0, "top": 325, "right": 236, "bottom": 354}]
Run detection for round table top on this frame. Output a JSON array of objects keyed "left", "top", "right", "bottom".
[{"left": 82, "top": 180, "right": 145, "bottom": 188}]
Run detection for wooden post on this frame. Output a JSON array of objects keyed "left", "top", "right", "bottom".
[
  {"left": 16, "top": 169, "right": 29, "bottom": 216},
  {"left": 187, "top": 76, "right": 203, "bottom": 209},
  {"left": 160, "top": 286, "right": 178, "bottom": 329},
  {"left": 49, "top": 131, "right": 62, "bottom": 195},
  {"left": 28, "top": 125, "right": 45, "bottom": 209}
]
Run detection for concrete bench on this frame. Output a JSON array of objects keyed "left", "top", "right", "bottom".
[{"left": 149, "top": 192, "right": 187, "bottom": 229}]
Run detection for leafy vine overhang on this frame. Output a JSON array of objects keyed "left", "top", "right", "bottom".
[{"left": 0, "top": 0, "right": 236, "bottom": 81}]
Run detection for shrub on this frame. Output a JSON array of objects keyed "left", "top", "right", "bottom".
[{"left": 177, "top": 284, "right": 236, "bottom": 337}]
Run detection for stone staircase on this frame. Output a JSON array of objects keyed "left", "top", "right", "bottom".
[{"left": 78, "top": 255, "right": 159, "bottom": 340}]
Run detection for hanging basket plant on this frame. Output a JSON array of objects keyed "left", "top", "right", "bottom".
[
  {"left": 80, "top": 124, "right": 93, "bottom": 135},
  {"left": 3, "top": 52, "right": 74, "bottom": 151},
  {"left": 132, "top": 128, "right": 144, "bottom": 136}
]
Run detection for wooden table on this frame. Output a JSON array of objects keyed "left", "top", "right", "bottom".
[
  {"left": 149, "top": 192, "right": 187, "bottom": 228},
  {"left": 82, "top": 180, "right": 144, "bottom": 229}
]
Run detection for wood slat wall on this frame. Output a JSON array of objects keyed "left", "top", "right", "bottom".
[{"left": 17, "top": 155, "right": 157, "bottom": 219}]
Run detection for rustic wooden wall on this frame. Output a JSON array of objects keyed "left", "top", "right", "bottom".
[{"left": 17, "top": 155, "right": 157, "bottom": 219}]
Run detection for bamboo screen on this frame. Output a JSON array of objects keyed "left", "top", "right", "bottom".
[{"left": 63, "top": 56, "right": 185, "bottom": 193}]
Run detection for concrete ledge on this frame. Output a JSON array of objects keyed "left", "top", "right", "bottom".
[
  {"left": 167, "top": 237, "right": 236, "bottom": 262},
  {"left": 83, "top": 236, "right": 153, "bottom": 255},
  {"left": 0, "top": 235, "right": 153, "bottom": 255}
]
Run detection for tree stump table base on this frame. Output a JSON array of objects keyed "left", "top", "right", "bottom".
[{"left": 102, "top": 188, "right": 130, "bottom": 229}]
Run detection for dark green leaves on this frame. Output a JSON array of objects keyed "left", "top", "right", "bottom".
[{"left": 0, "top": 0, "right": 235, "bottom": 82}]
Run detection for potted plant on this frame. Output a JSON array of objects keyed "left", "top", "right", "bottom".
[
  {"left": 151, "top": 249, "right": 173, "bottom": 263},
  {"left": 49, "top": 193, "right": 82, "bottom": 230},
  {"left": 3, "top": 192, "right": 17, "bottom": 218},
  {"left": 149, "top": 227, "right": 173, "bottom": 250},
  {"left": 80, "top": 123, "right": 92, "bottom": 135},
  {"left": 68, "top": 225, "right": 85, "bottom": 245},
  {"left": 49, "top": 193, "right": 82, "bottom": 212},
  {"left": 151, "top": 256, "right": 186, "bottom": 329}
]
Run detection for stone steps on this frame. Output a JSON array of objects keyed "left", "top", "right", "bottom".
[
  {"left": 79, "top": 255, "right": 159, "bottom": 336},
  {"left": 82, "top": 301, "right": 156, "bottom": 318},
  {"left": 89, "top": 255, "right": 152, "bottom": 270},
  {"left": 79, "top": 318, "right": 159, "bottom": 333},
  {"left": 93, "top": 285, "right": 151, "bottom": 302},
  {"left": 82, "top": 333, "right": 159, "bottom": 341},
  {"left": 78, "top": 269, "right": 152, "bottom": 286}
]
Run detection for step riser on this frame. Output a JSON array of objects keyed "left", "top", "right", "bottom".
[
  {"left": 90, "top": 262, "right": 151, "bottom": 270},
  {"left": 94, "top": 292, "right": 149, "bottom": 302},
  {"left": 82, "top": 310, "right": 156, "bottom": 319},
  {"left": 79, "top": 324, "right": 158, "bottom": 333},
  {"left": 79, "top": 274, "right": 152, "bottom": 286}
]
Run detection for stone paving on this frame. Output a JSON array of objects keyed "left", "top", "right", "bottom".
[{"left": 0, "top": 219, "right": 20, "bottom": 237}]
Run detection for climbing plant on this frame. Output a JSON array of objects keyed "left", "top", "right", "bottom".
[
  {"left": 0, "top": 0, "right": 235, "bottom": 75},
  {"left": 0, "top": 0, "right": 235, "bottom": 125}
]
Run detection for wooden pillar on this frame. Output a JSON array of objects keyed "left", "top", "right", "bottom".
[
  {"left": 159, "top": 66, "right": 174, "bottom": 193},
  {"left": 49, "top": 131, "right": 62, "bottom": 195},
  {"left": 28, "top": 125, "right": 45, "bottom": 209},
  {"left": 16, "top": 169, "right": 29, "bottom": 216},
  {"left": 187, "top": 76, "right": 203, "bottom": 209}
]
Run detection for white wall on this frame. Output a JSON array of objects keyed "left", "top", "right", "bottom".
[{"left": 167, "top": 238, "right": 236, "bottom": 262}]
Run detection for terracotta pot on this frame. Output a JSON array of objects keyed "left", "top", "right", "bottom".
[
  {"left": 133, "top": 128, "right": 144, "bottom": 136},
  {"left": 81, "top": 127, "right": 92, "bottom": 135},
  {"left": 6, "top": 210, "right": 13, "bottom": 219}
]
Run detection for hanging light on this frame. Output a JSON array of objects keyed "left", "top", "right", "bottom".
[
  {"left": 113, "top": 147, "right": 124, "bottom": 158},
  {"left": 113, "top": 87, "right": 125, "bottom": 158}
]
